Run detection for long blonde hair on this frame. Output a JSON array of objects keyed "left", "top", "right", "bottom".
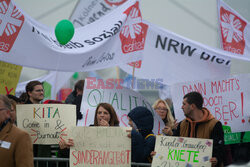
[{"left": 152, "top": 99, "right": 175, "bottom": 128}]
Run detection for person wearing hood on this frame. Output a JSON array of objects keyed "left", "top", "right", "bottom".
[
  {"left": 127, "top": 106, "right": 156, "bottom": 163},
  {"left": 171, "top": 92, "right": 224, "bottom": 167}
]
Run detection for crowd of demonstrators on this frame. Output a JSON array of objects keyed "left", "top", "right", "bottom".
[
  {"left": 152, "top": 99, "right": 177, "bottom": 135},
  {"left": 3, "top": 77, "right": 250, "bottom": 166},
  {"left": 0, "top": 95, "right": 33, "bottom": 167},
  {"left": 4, "top": 79, "right": 86, "bottom": 167}
]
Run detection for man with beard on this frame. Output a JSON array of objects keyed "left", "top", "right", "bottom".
[
  {"left": 173, "top": 92, "right": 224, "bottom": 167},
  {"left": 25, "top": 80, "right": 44, "bottom": 104}
]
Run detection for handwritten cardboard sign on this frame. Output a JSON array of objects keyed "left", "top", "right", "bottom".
[
  {"left": 78, "top": 77, "right": 165, "bottom": 135},
  {"left": 16, "top": 104, "right": 76, "bottom": 144},
  {"left": 70, "top": 127, "right": 131, "bottom": 167},
  {"left": 0, "top": 61, "right": 22, "bottom": 95},
  {"left": 171, "top": 74, "right": 250, "bottom": 133},
  {"left": 152, "top": 136, "right": 213, "bottom": 167}
]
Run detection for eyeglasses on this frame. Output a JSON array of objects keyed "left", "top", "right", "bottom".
[
  {"left": 155, "top": 108, "right": 168, "bottom": 111},
  {"left": 0, "top": 108, "right": 8, "bottom": 112},
  {"left": 34, "top": 89, "right": 44, "bottom": 92}
]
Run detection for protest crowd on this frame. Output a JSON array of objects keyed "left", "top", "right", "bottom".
[
  {"left": 1, "top": 0, "right": 250, "bottom": 167},
  {"left": 1, "top": 79, "right": 250, "bottom": 167}
]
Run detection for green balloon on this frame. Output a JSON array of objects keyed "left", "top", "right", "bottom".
[
  {"left": 55, "top": 20, "right": 74, "bottom": 45},
  {"left": 72, "top": 72, "right": 79, "bottom": 80}
]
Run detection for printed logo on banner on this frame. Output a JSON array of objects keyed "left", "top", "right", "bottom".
[
  {"left": 220, "top": 7, "right": 246, "bottom": 55},
  {"left": 0, "top": 0, "right": 24, "bottom": 52},
  {"left": 119, "top": 1, "right": 148, "bottom": 54},
  {"left": 128, "top": 60, "right": 142, "bottom": 68},
  {"left": 104, "top": 0, "right": 127, "bottom": 6}
]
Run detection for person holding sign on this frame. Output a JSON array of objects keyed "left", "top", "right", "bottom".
[
  {"left": 25, "top": 80, "right": 52, "bottom": 167},
  {"left": 0, "top": 95, "right": 33, "bottom": 167},
  {"left": 152, "top": 99, "right": 176, "bottom": 135},
  {"left": 170, "top": 92, "right": 224, "bottom": 167},
  {"left": 59, "top": 103, "right": 119, "bottom": 149},
  {"left": 127, "top": 106, "right": 156, "bottom": 163}
]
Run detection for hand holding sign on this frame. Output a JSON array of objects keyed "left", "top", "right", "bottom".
[
  {"left": 59, "top": 138, "right": 74, "bottom": 149},
  {"left": 152, "top": 136, "right": 213, "bottom": 167}
]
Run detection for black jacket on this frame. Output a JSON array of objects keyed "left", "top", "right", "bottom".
[{"left": 128, "top": 106, "right": 155, "bottom": 163}]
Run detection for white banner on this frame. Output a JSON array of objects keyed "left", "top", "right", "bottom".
[
  {"left": 16, "top": 104, "right": 76, "bottom": 145},
  {"left": 78, "top": 77, "right": 165, "bottom": 135},
  {"left": 15, "top": 71, "right": 73, "bottom": 100},
  {"left": 70, "top": 0, "right": 127, "bottom": 28},
  {"left": 0, "top": 0, "right": 142, "bottom": 71},
  {"left": 120, "top": 20, "right": 250, "bottom": 85},
  {"left": 217, "top": 0, "right": 250, "bottom": 56},
  {"left": 170, "top": 73, "right": 250, "bottom": 133}
]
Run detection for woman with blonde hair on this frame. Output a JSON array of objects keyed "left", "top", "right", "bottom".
[{"left": 152, "top": 99, "right": 176, "bottom": 135}]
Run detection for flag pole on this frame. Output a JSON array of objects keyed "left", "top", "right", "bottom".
[
  {"left": 131, "top": 63, "right": 135, "bottom": 89},
  {"left": 116, "top": 66, "right": 120, "bottom": 80}
]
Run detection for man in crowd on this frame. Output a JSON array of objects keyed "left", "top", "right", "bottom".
[
  {"left": 0, "top": 95, "right": 33, "bottom": 167},
  {"left": 65, "top": 79, "right": 84, "bottom": 122},
  {"left": 65, "top": 79, "right": 84, "bottom": 104},
  {"left": 25, "top": 80, "right": 51, "bottom": 167},
  {"left": 173, "top": 92, "right": 224, "bottom": 167},
  {"left": 25, "top": 80, "right": 44, "bottom": 104}
]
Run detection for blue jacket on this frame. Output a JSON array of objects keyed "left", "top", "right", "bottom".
[{"left": 128, "top": 106, "right": 156, "bottom": 163}]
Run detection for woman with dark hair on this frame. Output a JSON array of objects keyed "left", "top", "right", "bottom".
[
  {"left": 59, "top": 103, "right": 119, "bottom": 149},
  {"left": 93, "top": 103, "right": 119, "bottom": 126}
]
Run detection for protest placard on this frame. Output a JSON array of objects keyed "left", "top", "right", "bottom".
[
  {"left": 152, "top": 136, "right": 213, "bottom": 167},
  {"left": 0, "top": 61, "right": 22, "bottom": 95},
  {"left": 16, "top": 104, "right": 76, "bottom": 144},
  {"left": 77, "top": 77, "right": 165, "bottom": 135},
  {"left": 70, "top": 126, "right": 131, "bottom": 167},
  {"left": 171, "top": 73, "right": 250, "bottom": 133}
]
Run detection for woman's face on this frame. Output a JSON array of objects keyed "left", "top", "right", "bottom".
[
  {"left": 155, "top": 102, "right": 168, "bottom": 120},
  {"left": 96, "top": 106, "right": 111, "bottom": 125}
]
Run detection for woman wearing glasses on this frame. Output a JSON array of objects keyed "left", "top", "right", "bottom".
[{"left": 152, "top": 99, "right": 177, "bottom": 135}]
